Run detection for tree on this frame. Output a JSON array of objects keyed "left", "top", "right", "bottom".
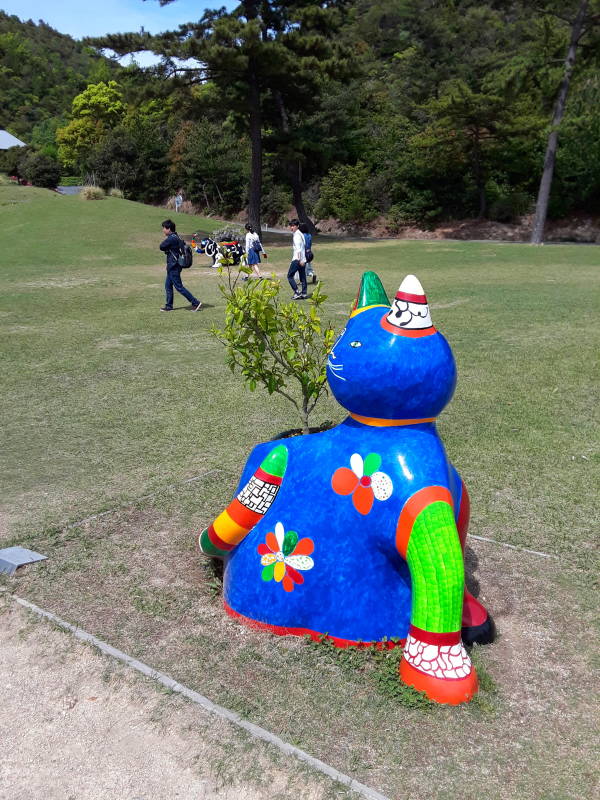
[
  {"left": 70, "top": 79, "right": 126, "bottom": 126},
  {"left": 57, "top": 117, "right": 102, "bottom": 170},
  {"left": 530, "top": 1, "right": 600, "bottom": 243},
  {"left": 348, "top": 0, "right": 550, "bottom": 223},
  {"left": 56, "top": 80, "right": 126, "bottom": 171},
  {"left": 212, "top": 264, "right": 334, "bottom": 434},
  {"left": 548, "top": 66, "right": 600, "bottom": 215},
  {"left": 84, "top": 102, "right": 171, "bottom": 200},
  {"left": 315, "top": 162, "right": 377, "bottom": 225},
  {"left": 0, "top": 11, "right": 120, "bottom": 139},
  {"left": 168, "top": 117, "right": 250, "bottom": 215},
  {"left": 88, "top": 1, "right": 352, "bottom": 232},
  {"left": 414, "top": 79, "right": 546, "bottom": 220},
  {"left": 255, "top": 2, "right": 355, "bottom": 232},
  {"left": 30, "top": 117, "right": 66, "bottom": 159}
]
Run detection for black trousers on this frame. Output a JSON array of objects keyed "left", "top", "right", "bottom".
[{"left": 287, "top": 260, "right": 307, "bottom": 294}]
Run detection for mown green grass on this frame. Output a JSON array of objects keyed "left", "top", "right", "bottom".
[
  {"left": 1, "top": 186, "right": 598, "bottom": 799},
  {"left": 1, "top": 186, "right": 597, "bottom": 565}
]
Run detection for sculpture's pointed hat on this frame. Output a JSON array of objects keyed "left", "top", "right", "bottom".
[
  {"left": 350, "top": 271, "right": 390, "bottom": 317},
  {"left": 381, "top": 274, "right": 436, "bottom": 337}
]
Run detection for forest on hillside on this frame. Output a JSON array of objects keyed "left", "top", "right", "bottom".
[
  {"left": 0, "top": 11, "right": 120, "bottom": 144},
  {"left": 2, "top": 1, "right": 600, "bottom": 233}
]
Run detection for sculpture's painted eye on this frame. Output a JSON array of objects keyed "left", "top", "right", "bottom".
[{"left": 350, "top": 340, "right": 362, "bottom": 348}]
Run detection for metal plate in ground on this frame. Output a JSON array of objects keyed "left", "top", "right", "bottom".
[{"left": 0, "top": 547, "right": 47, "bottom": 575}]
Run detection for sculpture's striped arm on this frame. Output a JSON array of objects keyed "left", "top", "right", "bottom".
[{"left": 199, "top": 445, "right": 288, "bottom": 559}]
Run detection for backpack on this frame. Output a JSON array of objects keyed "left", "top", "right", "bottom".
[
  {"left": 177, "top": 237, "right": 193, "bottom": 268},
  {"left": 303, "top": 232, "right": 314, "bottom": 262},
  {"left": 252, "top": 238, "right": 262, "bottom": 253}
]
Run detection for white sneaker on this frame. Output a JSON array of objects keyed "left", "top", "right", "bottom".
[{"left": 292, "top": 292, "right": 301, "bottom": 300}]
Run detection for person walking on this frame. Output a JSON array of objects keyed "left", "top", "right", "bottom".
[
  {"left": 299, "top": 222, "right": 316, "bottom": 284},
  {"left": 159, "top": 219, "right": 202, "bottom": 312},
  {"left": 287, "top": 218, "right": 307, "bottom": 299},
  {"left": 174, "top": 190, "right": 183, "bottom": 213},
  {"left": 244, "top": 223, "right": 267, "bottom": 278}
]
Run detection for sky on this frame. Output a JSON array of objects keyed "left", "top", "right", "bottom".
[{"left": 1, "top": 0, "right": 236, "bottom": 65}]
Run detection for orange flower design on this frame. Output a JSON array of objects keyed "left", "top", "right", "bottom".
[{"left": 331, "top": 452, "right": 393, "bottom": 515}]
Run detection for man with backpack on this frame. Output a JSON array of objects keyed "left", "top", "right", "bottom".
[{"left": 159, "top": 219, "right": 202, "bottom": 312}]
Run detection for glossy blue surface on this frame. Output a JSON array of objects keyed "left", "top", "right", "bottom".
[
  {"left": 326, "top": 307, "right": 457, "bottom": 419},
  {"left": 221, "top": 294, "right": 465, "bottom": 643},
  {"left": 224, "top": 420, "right": 463, "bottom": 642}
]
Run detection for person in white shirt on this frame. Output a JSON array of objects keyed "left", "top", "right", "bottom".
[
  {"left": 287, "top": 218, "right": 307, "bottom": 299},
  {"left": 244, "top": 224, "right": 266, "bottom": 278}
]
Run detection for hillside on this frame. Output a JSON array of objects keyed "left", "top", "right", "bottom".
[
  {"left": 2, "top": 3, "right": 600, "bottom": 236},
  {"left": 0, "top": 10, "right": 119, "bottom": 140}
]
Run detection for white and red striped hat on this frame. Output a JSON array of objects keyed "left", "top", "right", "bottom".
[{"left": 382, "top": 275, "right": 435, "bottom": 336}]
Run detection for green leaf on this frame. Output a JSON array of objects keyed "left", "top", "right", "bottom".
[
  {"left": 261, "top": 563, "right": 275, "bottom": 582},
  {"left": 363, "top": 452, "right": 382, "bottom": 476},
  {"left": 282, "top": 530, "right": 298, "bottom": 556}
]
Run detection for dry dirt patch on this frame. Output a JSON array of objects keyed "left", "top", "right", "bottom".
[
  {"left": 0, "top": 599, "right": 352, "bottom": 800},
  {"left": 4, "top": 488, "right": 598, "bottom": 800}
]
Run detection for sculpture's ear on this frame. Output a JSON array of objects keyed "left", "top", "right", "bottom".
[
  {"left": 381, "top": 274, "right": 436, "bottom": 336},
  {"left": 350, "top": 271, "right": 390, "bottom": 317}
]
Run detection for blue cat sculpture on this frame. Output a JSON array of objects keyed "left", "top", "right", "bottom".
[{"left": 199, "top": 271, "right": 495, "bottom": 704}]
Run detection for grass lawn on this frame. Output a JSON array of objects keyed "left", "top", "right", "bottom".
[{"left": 1, "top": 185, "right": 598, "bottom": 799}]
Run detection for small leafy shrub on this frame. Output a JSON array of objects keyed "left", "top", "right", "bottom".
[
  {"left": 108, "top": 187, "right": 124, "bottom": 198},
  {"left": 80, "top": 185, "right": 105, "bottom": 200},
  {"left": 211, "top": 265, "right": 335, "bottom": 433},
  {"left": 18, "top": 151, "right": 62, "bottom": 189},
  {"left": 0, "top": 145, "right": 28, "bottom": 179}
]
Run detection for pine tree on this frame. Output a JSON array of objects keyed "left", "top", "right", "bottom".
[
  {"left": 530, "top": 1, "right": 600, "bottom": 243},
  {"left": 89, "top": 1, "right": 353, "bottom": 232}
]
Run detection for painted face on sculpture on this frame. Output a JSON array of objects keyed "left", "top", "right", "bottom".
[{"left": 326, "top": 272, "right": 457, "bottom": 420}]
